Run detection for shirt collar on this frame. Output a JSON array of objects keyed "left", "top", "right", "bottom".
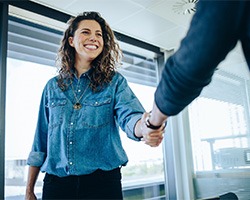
[{"left": 72, "top": 67, "right": 94, "bottom": 80}]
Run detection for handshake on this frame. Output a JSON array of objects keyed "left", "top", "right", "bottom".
[{"left": 136, "top": 112, "right": 167, "bottom": 147}]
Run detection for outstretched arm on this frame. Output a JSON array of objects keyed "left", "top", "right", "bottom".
[{"left": 155, "top": 1, "right": 242, "bottom": 116}]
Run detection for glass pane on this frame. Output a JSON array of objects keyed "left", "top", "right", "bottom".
[
  {"left": 122, "top": 82, "right": 165, "bottom": 200},
  {"left": 188, "top": 71, "right": 250, "bottom": 199},
  {"left": 5, "top": 58, "right": 56, "bottom": 199}
]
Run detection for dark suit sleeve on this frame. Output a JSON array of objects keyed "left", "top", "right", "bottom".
[{"left": 155, "top": 0, "right": 245, "bottom": 116}]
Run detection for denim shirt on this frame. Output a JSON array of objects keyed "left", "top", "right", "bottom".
[{"left": 27, "top": 70, "right": 145, "bottom": 177}]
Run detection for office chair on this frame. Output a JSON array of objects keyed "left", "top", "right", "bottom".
[{"left": 204, "top": 192, "right": 238, "bottom": 200}]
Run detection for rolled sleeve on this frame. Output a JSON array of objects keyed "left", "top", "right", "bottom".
[
  {"left": 27, "top": 151, "right": 46, "bottom": 167},
  {"left": 125, "top": 114, "right": 142, "bottom": 141}
]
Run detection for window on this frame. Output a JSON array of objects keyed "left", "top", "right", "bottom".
[
  {"left": 5, "top": 58, "right": 56, "bottom": 198},
  {"left": 121, "top": 82, "right": 165, "bottom": 199},
  {"left": 188, "top": 70, "right": 250, "bottom": 199}
]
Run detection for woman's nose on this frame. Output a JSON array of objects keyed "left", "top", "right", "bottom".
[{"left": 89, "top": 34, "right": 96, "bottom": 41}]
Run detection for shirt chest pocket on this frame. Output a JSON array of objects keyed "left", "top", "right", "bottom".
[
  {"left": 46, "top": 98, "right": 67, "bottom": 128},
  {"left": 80, "top": 97, "right": 112, "bottom": 128}
]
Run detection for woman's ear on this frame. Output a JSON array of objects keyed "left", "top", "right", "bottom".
[{"left": 68, "top": 37, "right": 74, "bottom": 47}]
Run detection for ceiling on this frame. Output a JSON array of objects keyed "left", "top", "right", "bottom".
[{"left": 27, "top": 0, "right": 196, "bottom": 52}]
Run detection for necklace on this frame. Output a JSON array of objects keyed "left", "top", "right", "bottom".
[{"left": 70, "top": 79, "right": 89, "bottom": 110}]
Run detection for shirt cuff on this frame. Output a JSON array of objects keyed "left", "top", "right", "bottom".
[
  {"left": 27, "top": 151, "right": 46, "bottom": 167},
  {"left": 126, "top": 114, "right": 142, "bottom": 141}
]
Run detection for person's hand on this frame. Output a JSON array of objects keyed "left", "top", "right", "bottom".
[
  {"left": 141, "top": 112, "right": 165, "bottom": 147},
  {"left": 25, "top": 190, "right": 37, "bottom": 200}
]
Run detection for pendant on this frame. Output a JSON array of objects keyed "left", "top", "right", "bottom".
[{"left": 73, "top": 102, "right": 82, "bottom": 110}]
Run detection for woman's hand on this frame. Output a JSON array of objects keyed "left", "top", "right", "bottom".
[
  {"left": 140, "top": 112, "right": 165, "bottom": 147},
  {"left": 25, "top": 190, "right": 37, "bottom": 200}
]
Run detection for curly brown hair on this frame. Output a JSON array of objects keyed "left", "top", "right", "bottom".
[{"left": 56, "top": 12, "right": 122, "bottom": 91}]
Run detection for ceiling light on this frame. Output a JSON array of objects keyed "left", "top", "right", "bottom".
[{"left": 172, "top": 0, "right": 198, "bottom": 15}]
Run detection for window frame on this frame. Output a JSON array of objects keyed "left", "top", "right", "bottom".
[{"left": 0, "top": 2, "right": 8, "bottom": 198}]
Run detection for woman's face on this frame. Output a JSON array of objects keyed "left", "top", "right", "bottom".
[{"left": 68, "top": 20, "right": 104, "bottom": 62}]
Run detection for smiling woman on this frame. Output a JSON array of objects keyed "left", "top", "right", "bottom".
[
  {"left": 24, "top": 11, "right": 163, "bottom": 200},
  {"left": 3, "top": 12, "right": 165, "bottom": 199}
]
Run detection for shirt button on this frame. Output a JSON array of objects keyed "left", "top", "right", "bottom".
[
  {"left": 69, "top": 162, "right": 73, "bottom": 165},
  {"left": 78, "top": 90, "right": 81, "bottom": 92},
  {"left": 70, "top": 122, "right": 73, "bottom": 125},
  {"left": 95, "top": 102, "right": 98, "bottom": 105},
  {"left": 69, "top": 141, "right": 73, "bottom": 144}
]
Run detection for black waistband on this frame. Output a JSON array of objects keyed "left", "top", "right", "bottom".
[{"left": 45, "top": 167, "right": 121, "bottom": 180}]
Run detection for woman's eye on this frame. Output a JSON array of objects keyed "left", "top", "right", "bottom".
[{"left": 82, "top": 31, "right": 89, "bottom": 35}]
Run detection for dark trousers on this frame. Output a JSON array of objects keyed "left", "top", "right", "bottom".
[{"left": 42, "top": 168, "right": 123, "bottom": 200}]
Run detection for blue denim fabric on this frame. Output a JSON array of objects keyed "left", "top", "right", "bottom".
[
  {"left": 155, "top": 0, "right": 250, "bottom": 116},
  {"left": 27, "top": 71, "right": 145, "bottom": 177}
]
